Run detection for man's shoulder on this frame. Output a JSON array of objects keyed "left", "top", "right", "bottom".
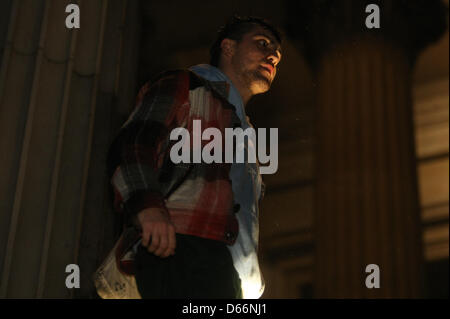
[{"left": 147, "top": 68, "right": 207, "bottom": 89}]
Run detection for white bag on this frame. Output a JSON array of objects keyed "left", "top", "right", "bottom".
[{"left": 93, "top": 229, "right": 142, "bottom": 299}]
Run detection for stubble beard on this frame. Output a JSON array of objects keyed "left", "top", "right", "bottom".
[
  {"left": 233, "top": 58, "right": 272, "bottom": 94},
  {"left": 248, "top": 68, "right": 271, "bottom": 93}
]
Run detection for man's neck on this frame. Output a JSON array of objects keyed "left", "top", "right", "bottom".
[{"left": 218, "top": 66, "right": 252, "bottom": 106}]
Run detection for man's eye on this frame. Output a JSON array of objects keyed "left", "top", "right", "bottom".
[{"left": 258, "top": 40, "right": 269, "bottom": 47}]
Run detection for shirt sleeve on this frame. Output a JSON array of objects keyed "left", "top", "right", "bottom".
[{"left": 108, "top": 70, "right": 190, "bottom": 219}]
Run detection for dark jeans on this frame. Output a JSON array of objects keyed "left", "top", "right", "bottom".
[{"left": 135, "top": 233, "right": 242, "bottom": 299}]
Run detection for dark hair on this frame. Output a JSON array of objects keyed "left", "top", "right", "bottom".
[{"left": 209, "top": 15, "right": 282, "bottom": 67}]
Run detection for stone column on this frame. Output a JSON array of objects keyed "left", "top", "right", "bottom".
[
  {"left": 0, "top": 0, "right": 141, "bottom": 298},
  {"left": 286, "top": 0, "right": 448, "bottom": 298}
]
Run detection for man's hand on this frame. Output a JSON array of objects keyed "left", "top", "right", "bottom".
[{"left": 137, "top": 208, "right": 176, "bottom": 258}]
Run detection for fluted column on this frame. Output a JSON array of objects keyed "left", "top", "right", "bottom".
[
  {"left": 0, "top": 0, "right": 140, "bottom": 298},
  {"left": 286, "top": 0, "right": 448, "bottom": 298}
]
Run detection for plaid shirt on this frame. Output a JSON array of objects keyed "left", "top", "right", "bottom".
[{"left": 108, "top": 69, "right": 243, "bottom": 245}]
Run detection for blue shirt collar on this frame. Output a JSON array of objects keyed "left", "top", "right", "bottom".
[{"left": 189, "top": 64, "right": 248, "bottom": 126}]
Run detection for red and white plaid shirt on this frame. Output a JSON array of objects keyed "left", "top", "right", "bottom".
[{"left": 108, "top": 69, "right": 243, "bottom": 245}]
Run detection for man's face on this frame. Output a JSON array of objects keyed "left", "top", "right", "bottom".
[{"left": 229, "top": 25, "right": 282, "bottom": 95}]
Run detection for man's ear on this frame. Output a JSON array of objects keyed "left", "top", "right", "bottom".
[{"left": 220, "top": 38, "right": 236, "bottom": 59}]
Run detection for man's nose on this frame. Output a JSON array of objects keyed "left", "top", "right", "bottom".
[{"left": 267, "top": 51, "right": 280, "bottom": 66}]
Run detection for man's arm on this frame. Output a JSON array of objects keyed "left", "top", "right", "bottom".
[{"left": 109, "top": 70, "right": 190, "bottom": 258}]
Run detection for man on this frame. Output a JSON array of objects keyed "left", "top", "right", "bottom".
[{"left": 108, "top": 16, "right": 282, "bottom": 299}]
